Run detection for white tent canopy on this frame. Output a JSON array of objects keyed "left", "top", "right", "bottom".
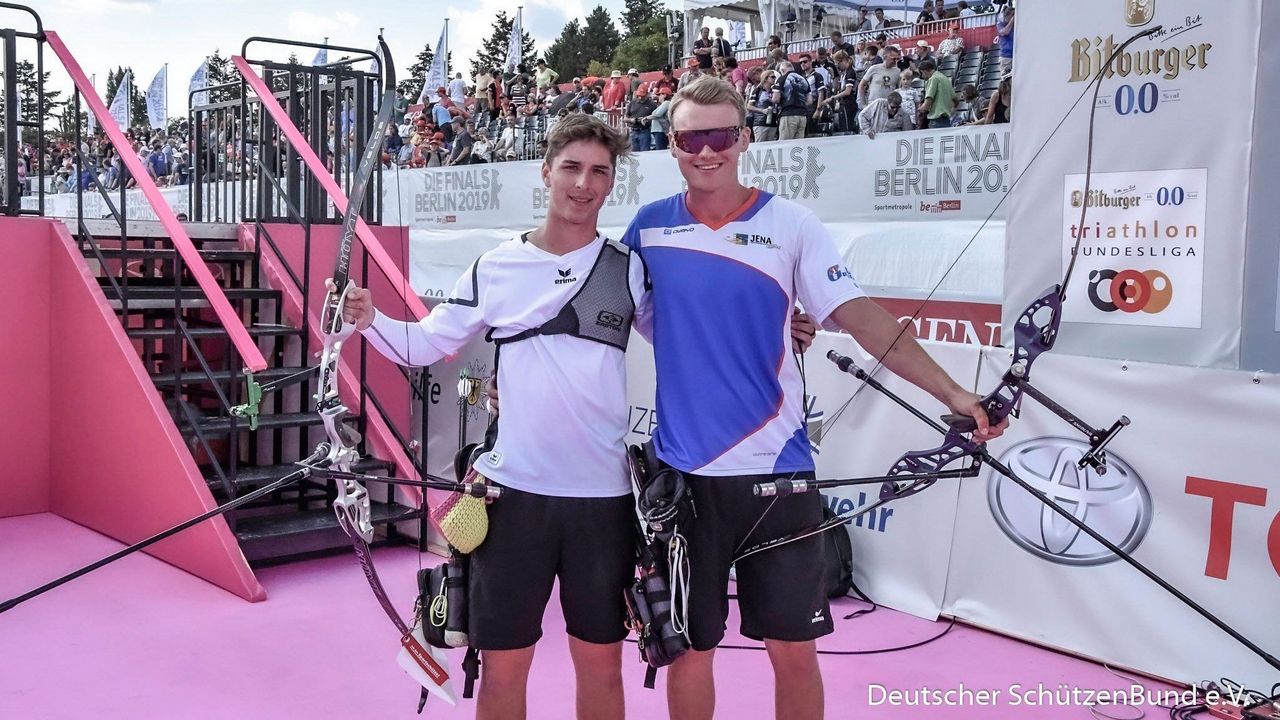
[{"left": 683, "top": 0, "right": 936, "bottom": 52}]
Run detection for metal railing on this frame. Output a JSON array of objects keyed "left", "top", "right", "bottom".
[
  {"left": 0, "top": 2, "right": 45, "bottom": 215},
  {"left": 224, "top": 40, "right": 435, "bottom": 519},
  {"left": 43, "top": 26, "right": 272, "bottom": 503},
  {"left": 47, "top": 31, "right": 267, "bottom": 373},
  {"left": 698, "top": 12, "right": 999, "bottom": 64}
]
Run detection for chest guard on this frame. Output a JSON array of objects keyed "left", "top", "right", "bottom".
[{"left": 489, "top": 238, "right": 636, "bottom": 351}]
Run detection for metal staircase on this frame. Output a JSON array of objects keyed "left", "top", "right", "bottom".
[{"left": 75, "top": 217, "right": 417, "bottom": 563}]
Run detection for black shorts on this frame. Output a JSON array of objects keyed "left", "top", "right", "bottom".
[
  {"left": 468, "top": 485, "right": 635, "bottom": 650},
  {"left": 684, "top": 472, "right": 833, "bottom": 651}
]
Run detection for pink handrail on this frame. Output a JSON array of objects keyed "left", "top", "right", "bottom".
[
  {"left": 231, "top": 55, "right": 429, "bottom": 321},
  {"left": 45, "top": 31, "right": 268, "bottom": 373}
]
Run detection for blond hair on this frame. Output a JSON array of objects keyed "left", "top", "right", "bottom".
[
  {"left": 544, "top": 113, "right": 631, "bottom": 169},
  {"left": 669, "top": 76, "right": 747, "bottom": 128}
]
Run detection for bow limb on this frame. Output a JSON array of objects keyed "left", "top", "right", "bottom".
[
  {"left": 315, "top": 34, "right": 458, "bottom": 705},
  {"left": 323, "top": 34, "right": 398, "bottom": 548}
]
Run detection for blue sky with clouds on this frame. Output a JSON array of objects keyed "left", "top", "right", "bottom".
[{"left": 30, "top": 0, "right": 681, "bottom": 107}]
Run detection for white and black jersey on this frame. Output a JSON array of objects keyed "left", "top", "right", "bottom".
[{"left": 361, "top": 233, "right": 651, "bottom": 498}]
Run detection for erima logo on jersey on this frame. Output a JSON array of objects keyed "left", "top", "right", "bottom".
[
  {"left": 827, "top": 265, "right": 854, "bottom": 282},
  {"left": 663, "top": 227, "right": 695, "bottom": 235},
  {"left": 555, "top": 268, "right": 577, "bottom": 285},
  {"left": 726, "top": 232, "right": 778, "bottom": 249},
  {"left": 811, "top": 610, "right": 825, "bottom": 624}
]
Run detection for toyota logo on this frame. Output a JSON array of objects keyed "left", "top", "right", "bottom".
[{"left": 986, "top": 438, "right": 1152, "bottom": 566}]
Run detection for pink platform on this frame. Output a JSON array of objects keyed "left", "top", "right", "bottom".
[
  {"left": 0, "top": 217, "right": 261, "bottom": 601},
  {"left": 0, "top": 513, "right": 1182, "bottom": 719}
]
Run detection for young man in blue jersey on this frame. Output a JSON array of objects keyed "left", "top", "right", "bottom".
[{"left": 621, "top": 77, "right": 1008, "bottom": 720}]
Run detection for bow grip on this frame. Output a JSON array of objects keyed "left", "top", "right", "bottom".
[{"left": 941, "top": 413, "right": 979, "bottom": 433}]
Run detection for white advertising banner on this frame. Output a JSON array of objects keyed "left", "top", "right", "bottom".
[
  {"left": 22, "top": 182, "right": 241, "bottom": 222},
  {"left": 383, "top": 127, "right": 1010, "bottom": 339},
  {"left": 1005, "top": 0, "right": 1261, "bottom": 368},
  {"left": 944, "top": 349, "right": 1280, "bottom": 689},
  {"left": 804, "top": 332, "right": 981, "bottom": 619}
]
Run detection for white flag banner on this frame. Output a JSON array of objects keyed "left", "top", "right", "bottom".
[
  {"left": 108, "top": 71, "right": 131, "bottom": 130},
  {"left": 87, "top": 74, "right": 97, "bottom": 134},
  {"left": 313, "top": 46, "right": 329, "bottom": 86},
  {"left": 189, "top": 61, "right": 208, "bottom": 107},
  {"left": 145, "top": 66, "right": 167, "bottom": 129},
  {"left": 505, "top": 13, "right": 522, "bottom": 70},
  {"left": 422, "top": 25, "right": 448, "bottom": 104},
  {"left": 730, "top": 20, "right": 746, "bottom": 47}
]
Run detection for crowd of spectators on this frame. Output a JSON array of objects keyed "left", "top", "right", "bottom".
[
  {"left": 10, "top": 125, "right": 192, "bottom": 196},
  {"left": 382, "top": 2, "right": 1012, "bottom": 167},
  {"left": 12, "top": 1, "right": 1012, "bottom": 196}
]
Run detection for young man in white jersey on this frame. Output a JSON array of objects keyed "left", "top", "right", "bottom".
[
  {"left": 332, "top": 114, "right": 647, "bottom": 720},
  {"left": 620, "top": 77, "right": 1009, "bottom": 720}
]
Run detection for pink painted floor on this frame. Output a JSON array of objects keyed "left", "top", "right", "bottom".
[{"left": 0, "top": 513, "right": 1178, "bottom": 719}]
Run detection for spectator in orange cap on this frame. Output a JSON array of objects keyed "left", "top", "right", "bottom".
[
  {"left": 624, "top": 83, "right": 656, "bottom": 151},
  {"left": 680, "top": 57, "right": 704, "bottom": 88},
  {"left": 646, "top": 85, "right": 673, "bottom": 150}
]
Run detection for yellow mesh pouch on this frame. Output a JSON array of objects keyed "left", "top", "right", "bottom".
[{"left": 430, "top": 469, "right": 490, "bottom": 554}]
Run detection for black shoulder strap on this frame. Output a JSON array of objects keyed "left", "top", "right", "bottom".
[{"left": 463, "top": 647, "right": 481, "bottom": 699}]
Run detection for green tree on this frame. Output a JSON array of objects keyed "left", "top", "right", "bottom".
[
  {"left": 611, "top": 16, "right": 669, "bottom": 75},
  {"left": 203, "top": 50, "right": 236, "bottom": 104},
  {"left": 580, "top": 6, "right": 621, "bottom": 72},
  {"left": 621, "top": 0, "right": 665, "bottom": 37},
  {"left": 585, "top": 60, "right": 613, "bottom": 80},
  {"left": 470, "top": 11, "right": 537, "bottom": 80},
  {"left": 0, "top": 60, "right": 64, "bottom": 142},
  {"left": 543, "top": 19, "right": 585, "bottom": 80}
]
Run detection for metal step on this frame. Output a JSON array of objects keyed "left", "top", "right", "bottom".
[
  {"left": 127, "top": 324, "right": 303, "bottom": 340},
  {"left": 206, "top": 457, "right": 396, "bottom": 493},
  {"left": 68, "top": 218, "right": 240, "bottom": 241},
  {"left": 151, "top": 364, "right": 311, "bottom": 387},
  {"left": 187, "top": 411, "right": 324, "bottom": 435},
  {"left": 89, "top": 247, "right": 256, "bottom": 264},
  {"left": 102, "top": 284, "right": 279, "bottom": 309},
  {"left": 235, "top": 501, "right": 419, "bottom": 563}
]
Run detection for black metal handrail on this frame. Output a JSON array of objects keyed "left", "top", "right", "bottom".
[
  {"left": 68, "top": 80, "right": 247, "bottom": 504},
  {"left": 229, "top": 48, "right": 432, "bottom": 509},
  {"left": 0, "top": 2, "right": 46, "bottom": 216}
]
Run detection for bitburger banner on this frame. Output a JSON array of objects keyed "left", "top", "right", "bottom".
[{"left": 1005, "top": 0, "right": 1261, "bottom": 368}]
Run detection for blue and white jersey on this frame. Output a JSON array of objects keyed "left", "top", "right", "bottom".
[{"left": 622, "top": 190, "right": 865, "bottom": 477}]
